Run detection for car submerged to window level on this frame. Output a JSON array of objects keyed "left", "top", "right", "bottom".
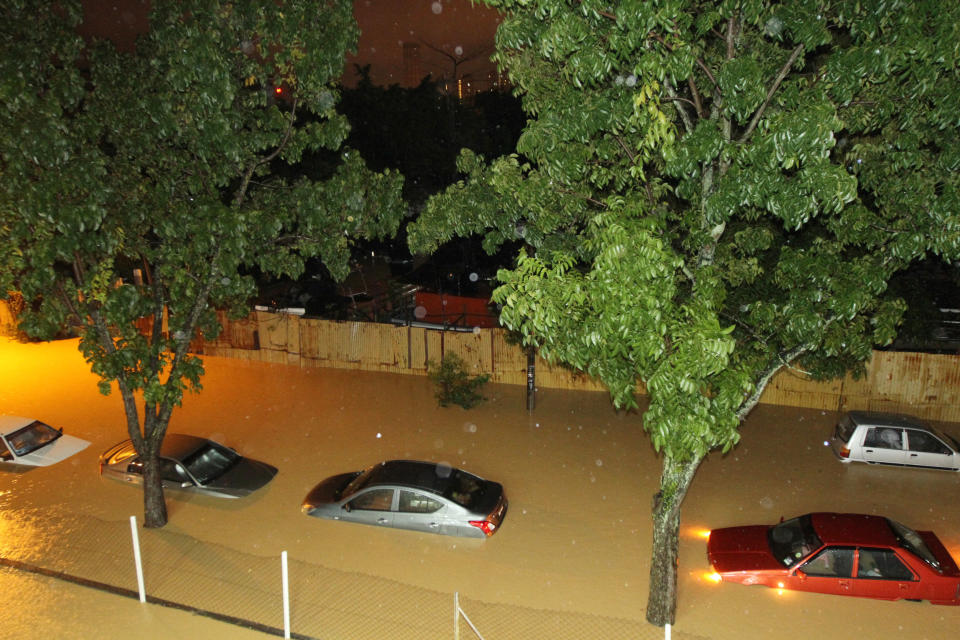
[
  {"left": 830, "top": 410, "right": 960, "bottom": 471},
  {"left": 0, "top": 415, "right": 90, "bottom": 467},
  {"left": 707, "top": 512, "right": 960, "bottom": 605},
  {"left": 99, "top": 434, "right": 278, "bottom": 498},
  {"left": 302, "top": 460, "right": 508, "bottom": 539}
]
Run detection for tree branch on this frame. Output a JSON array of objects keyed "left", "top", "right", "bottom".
[
  {"left": 234, "top": 96, "right": 300, "bottom": 208},
  {"left": 663, "top": 80, "right": 695, "bottom": 134},
  {"left": 738, "top": 44, "right": 804, "bottom": 144},
  {"left": 736, "top": 343, "right": 808, "bottom": 422},
  {"left": 687, "top": 76, "right": 705, "bottom": 118}
]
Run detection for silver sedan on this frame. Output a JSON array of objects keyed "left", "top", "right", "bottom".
[
  {"left": 99, "top": 434, "right": 277, "bottom": 498},
  {"left": 302, "top": 460, "right": 508, "bottom": 538}
]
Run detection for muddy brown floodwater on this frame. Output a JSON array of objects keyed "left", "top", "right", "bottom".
[{"left": 1, "top": 337, "right": 959, "bottom": 639}]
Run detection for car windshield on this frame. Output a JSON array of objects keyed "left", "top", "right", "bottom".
[
  {"left": 179, "top": 441, "right": 240, "bottom": 485},
  {"left": 931, "top": 426, "right": 960, "bottom": 451},
  {"left": 768, "top": 515, "right": 823, "bottom": 567},
  {"left": 5, "top": 421, "right": 61, "bottom": 456},
  {"left": 887, "top": 518, "right": 941, "bottom": 572},
  {"left": 342, "top": 466, "right": 378, "bottom": 499}
]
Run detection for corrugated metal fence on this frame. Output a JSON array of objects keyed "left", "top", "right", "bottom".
[
  {"left": 2, "top": 301, "right": 958, "bottom": 423},
  {"left": 199, "top": 310, "right": 960, "bottom": 423}
]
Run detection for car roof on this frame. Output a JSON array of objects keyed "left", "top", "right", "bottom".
[
  {"left": 810, "top": 513, "right": 899, "bottom": 547},
  {"left": 158, "top": 434, "right": 212, "bottom": 459},
  {"left": 364, "top": 460, "right": 475, "bottom": 494},
  {"left": 847, "top": 410, "right": 931, "bottom": 431}
]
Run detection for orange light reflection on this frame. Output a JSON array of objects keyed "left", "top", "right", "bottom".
[{"left": 685, "top": 527, "right": 712, "bottom": 541}]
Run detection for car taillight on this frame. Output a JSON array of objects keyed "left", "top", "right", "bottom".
[
  {"left": 469, "top": 520, "right": 496, "bottom": 536},
  {"left": 840, "top": 446, "right": 850, "bottom": 459}
]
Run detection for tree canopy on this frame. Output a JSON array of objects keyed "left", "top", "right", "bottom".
[
  {"left": 409, "top": 0, "right": 960, "bottom": 625},
  {"left": 0, "top": 0, "right": 404, "bottom": 526}
]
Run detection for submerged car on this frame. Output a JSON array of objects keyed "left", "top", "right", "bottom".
[
  {"left": 99, "top": 434, "right": 277, "bottom": 498},
  {"left": 302, "top": 460, "right": 507, "bottom": 538},
  {"left": 0, "top": 415, "right": 90, "bottom": 467},
  {"left": 707, "top": 512, "right": 960, "bottom": 605},
  {"left": 830, "top": 411, "right": 960, "bottom": 471}
]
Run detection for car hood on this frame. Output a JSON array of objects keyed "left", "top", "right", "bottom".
[
  {"left": 11, "top": 433, "right": 90, "bottom": 467},
  {"left": 203, "top": 458, "right": 277, "bottom": 497},
  {"left": 302, "top": 471, "right": 361, "bottom": 511},
  {"left": 708, "top": 525, "right": 785, "bottom": 574}
]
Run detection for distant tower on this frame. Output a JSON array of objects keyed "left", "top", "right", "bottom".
[{"left": 403, "top": 42, "right": 422, "bottom": 87}]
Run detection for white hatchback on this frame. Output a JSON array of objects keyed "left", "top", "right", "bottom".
[
  {"left": 0, "top": 415, "right": 90, "bottom": 467},
  {"left": 831, "top": 411, "right": 960, "bottom": 472}
]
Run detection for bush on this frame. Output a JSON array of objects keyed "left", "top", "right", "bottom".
[{"left": 427, "top": 354, "right": 490, "bottom": 409}]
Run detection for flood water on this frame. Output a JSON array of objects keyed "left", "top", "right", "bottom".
[{"left": 1, "top": 337, "right": 959, "bottom": 639}]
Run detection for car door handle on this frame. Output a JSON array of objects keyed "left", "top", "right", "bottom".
[
  {"left": 864, "top": 449, "right": 874, "bottom": 453},
  {"left": 838, "top": 579, "right": 850, "bottom": 590},
  {"left": 909, "top": 453, "right": 919, "bottom": 457},
  {"left": 377, "top": 518, "right": 389, "bottom": 524},
  {"left": 429, "top": 522, "right": 440, "bottom": 529}
]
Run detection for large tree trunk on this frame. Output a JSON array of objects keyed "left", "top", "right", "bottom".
[
  {"left": 646, "top": 452, "right": 703, "bottom": 626},
  {"left": 119, "top": 392, "right": 170, "bottom": 529},
  {"left": 141, "top": 450, "right": 168, "bottom": 528}
]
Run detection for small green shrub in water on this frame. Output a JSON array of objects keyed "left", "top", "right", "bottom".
[{"left": 428, "top": 354, "right": 490, "bottom": 409}]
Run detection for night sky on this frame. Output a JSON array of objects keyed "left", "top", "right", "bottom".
[{"left": 76, "top": 0, "right": 502, "bottom": 87}]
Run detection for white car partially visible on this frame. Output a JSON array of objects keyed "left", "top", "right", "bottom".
[
  {"left": 831, "top": 410, "right": 960, "bottom": 472},
  {"left": 0, "top": 415, "right": 90, "bottom": 467}
]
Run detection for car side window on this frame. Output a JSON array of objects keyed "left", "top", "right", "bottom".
[
  {"left": 857, "top": 548, "right": 916, "bottom": 581},
  {"left": 399, "top": 489, "right": 443, "bottom": 514},
  {"left": 905, "top": 430, "right": 951, "bottom": 455},
  {"left": 347, "top": 489, "right": 394, "bottom": 511},
  {"left": 160, "top": 458, "right": 191, "bottom": 484},
  {"left": 863, "top": 427, "right": 903, "bottom": 450},
  {"left": 799, "top": 547, "right": 855, "bottom": 577}
]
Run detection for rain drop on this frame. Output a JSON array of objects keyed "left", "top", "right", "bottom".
[{"left": 431, "top": 1, "right": 442, "bottom": 14}]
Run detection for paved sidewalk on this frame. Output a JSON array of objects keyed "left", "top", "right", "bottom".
[{"left": 0, "top": 509, "right": 685, "bottom": 640}]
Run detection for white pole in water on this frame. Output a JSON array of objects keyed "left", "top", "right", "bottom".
[
  {"left": 665, "top": 623, "right": 672, "bottom": 640},
  {"left": 454, "top": 591, "right": 460, "bottom": 640},
  {"left": 129, "top": 516, "right": 146, "bottom": 603},
  {"left": 281, "top": 551, "right": 291, "bottom": 639}
]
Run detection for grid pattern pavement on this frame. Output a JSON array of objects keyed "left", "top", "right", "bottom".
[{"left": 0, "top": 509, "right": 709, "bottom": 640}]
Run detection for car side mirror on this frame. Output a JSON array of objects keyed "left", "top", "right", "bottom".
[
  {"left": 343, "top": 503, "right": 352, "bottom": 513},
  {"left": 795, "top": 569, "right": 807, "bottom": 581}
]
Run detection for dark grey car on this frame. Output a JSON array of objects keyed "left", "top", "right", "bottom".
[
  {"left": 302, "top": 460, "right": 508, "bottom": 538},
  {"left": 99, "top": 434, "right": 278, "bottom": 498}
]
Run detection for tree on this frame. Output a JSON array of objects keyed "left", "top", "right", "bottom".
[
  {"left": 408, "top": 0, "right": 960, "bottom": 625},
  {"left": 0, "top": 0, "right": 404, "bottom": 528}
]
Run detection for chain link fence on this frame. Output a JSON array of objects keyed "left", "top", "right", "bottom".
[{"left": 0, "top": 509, "right": 708, "bottom": 640}]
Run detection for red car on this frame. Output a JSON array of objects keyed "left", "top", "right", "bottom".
[{"left": 707, "top": 513, "right": 960, "bottom": 605}]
